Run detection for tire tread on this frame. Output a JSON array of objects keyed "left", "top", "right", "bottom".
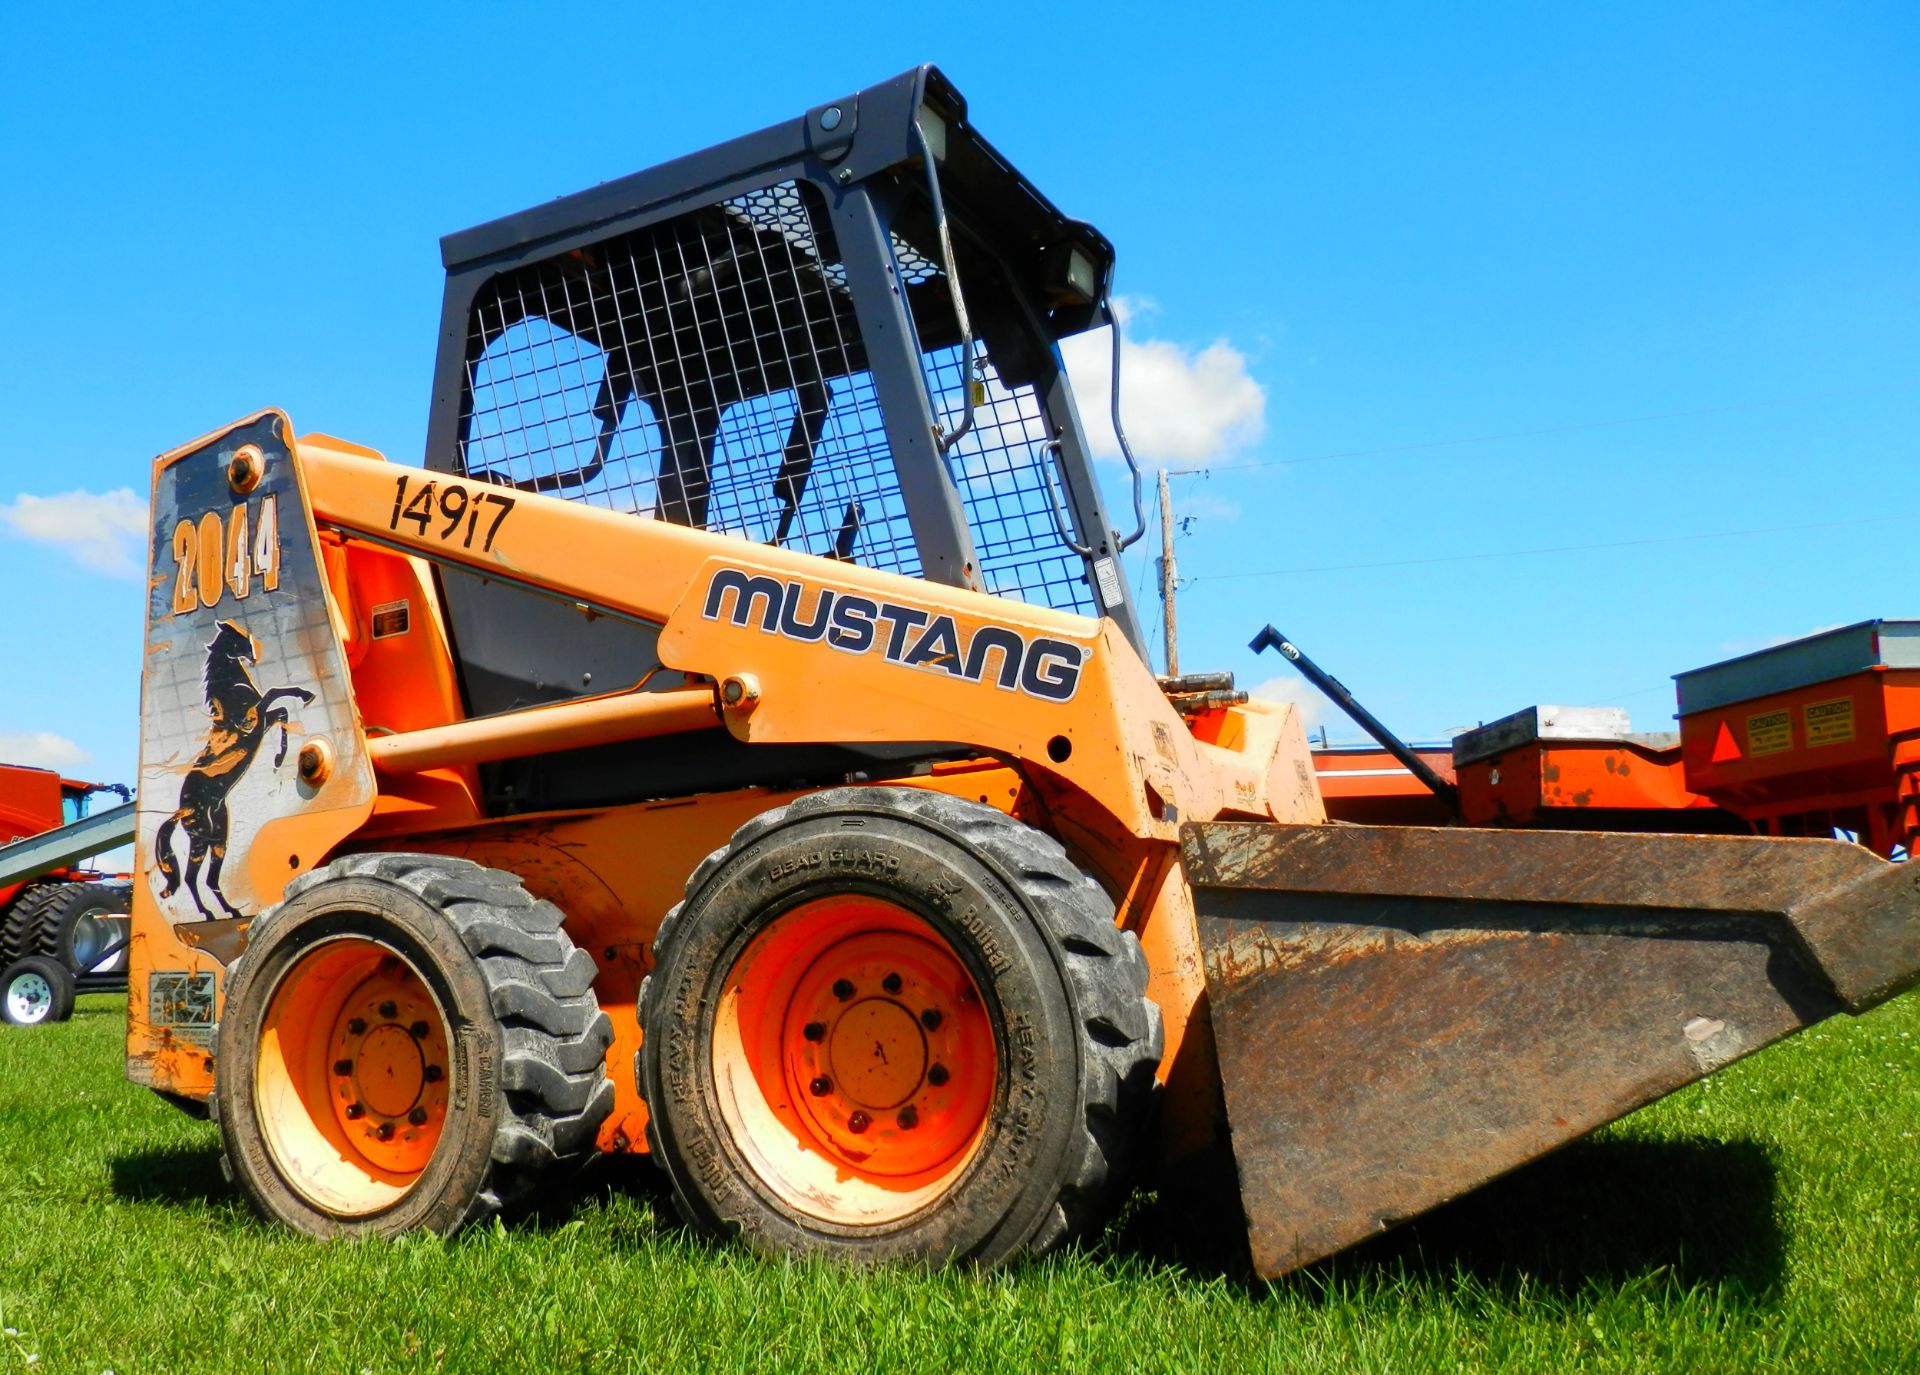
[
  {"left": 0, "top": 884, "right": 67, "bottom": 965},
  {"left": 220, "top": 852, "right": 613, "bottom": 1233},
  {"left": 639, "top": 786, "right": 1163, "bottom": 1263}
]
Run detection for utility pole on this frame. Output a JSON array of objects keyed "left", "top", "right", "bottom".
[{"left": 1157, "top": 467, "right": 1179, "bottom": 677}]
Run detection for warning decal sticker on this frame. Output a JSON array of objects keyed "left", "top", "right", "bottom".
[
  {"left": 1805, "top": 697, "right": 1855, "bottom": 747},
  {"left": 370, "top": 599, "right": 411, "bottom": 639},
  {"left": 1747, "top": 709, "right": 1792, "bottom": 757}
]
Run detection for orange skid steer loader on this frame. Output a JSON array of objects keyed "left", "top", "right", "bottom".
[{"left": 127, "top": 67, "right": 1920, "bottom": 1273}]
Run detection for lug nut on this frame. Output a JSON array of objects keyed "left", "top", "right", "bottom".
[
  {"left": 848, "top": 1111, "right": 871, "bottom": 1134},
  {"left": 920, "top": 1008, "right": 942, "bottom": 1031},
  {"left": 333, "top": 1059, "right": 354, "bottom": 1076},
  {"left": 809, "top": 1076, "right": 832, "bottom": 1097},
  {"left": 831, "top": 979, "right": 855, "bottom": 1001},
  {"left": 897, "top": 1106, "right": 918, "bottom": 1130},
  {"left": 378, "top": 1001, "right": 398, "bottom": 1019},
  {"left": 347, "top": 1018, "right": 367, "bottom": 1035},
  {"left": 423, "top": 1064, "right": 444, "bottom": 1083},
  {"left": 882, "top": 972, "right": 903, "bottom": 994},
  {"left": 928, "top": 1064, "right": 949, "bottom": 1087},
  {"left": 376, "top": 1122, "right": 395, "bottom": 1141},
  {"left": 409, "top": 1021, "right": 430, "bottom": 1040},
  {"left": 344, "top": 1102, "right": 365, "bottom": 1120},
  {"left": 803, "top": 1021, "right": 827, "bottom": 1042},
  {"left": 408, "top": 1107, "right": 429, "bottom": 1126}
]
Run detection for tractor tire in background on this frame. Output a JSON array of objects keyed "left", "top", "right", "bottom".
[
  {"left": 48, "top": 881, "right": 133, "bottom": 976},
  {"left": 638, "top": 787, "right": 1163, "bottom": 1267},
  {"left": 2, "top": 956, "right": 77, "bottom": 1026},
  {"left": 0, "top": 883, "right": 68, "bottom": 965},
  {"left": 214, "top": 853, "right": 614, "bottom": 1237}
]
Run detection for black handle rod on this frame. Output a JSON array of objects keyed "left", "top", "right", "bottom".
[{"left": 1250, "top": 625, "right": 1459, "bottom": 812}]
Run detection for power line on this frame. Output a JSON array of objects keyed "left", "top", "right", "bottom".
[
  {"left": 1128, "top": 539, "right": 1157, "bottom": 661},
  {"left": 1190, "top": 512, "right": 1908, "bottom": 583},
  {"left": 1166, "top": 378, "right": 1917, "bottom": 478}
]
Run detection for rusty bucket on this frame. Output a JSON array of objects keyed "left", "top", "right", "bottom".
[{"left": 1182, "top": 822, "right": 1920, "bottom": 1277}]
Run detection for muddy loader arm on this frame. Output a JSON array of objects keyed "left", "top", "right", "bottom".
[{"left": 293, "top": 435, "right": 1317, "bottom": 844}]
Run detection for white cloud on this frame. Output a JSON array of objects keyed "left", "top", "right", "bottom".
[
  {"left": 1250, "top": 675, "right": 1331, "bottom": 730},
  {"left": 0, "top": 488, "right": 148, "bottom": 578},
  {"left": 0, "top": 731, "right": 91, "bottom": 770},
  {"left": 1061, "top": 300, "right": 1265, "bottom": 469}
]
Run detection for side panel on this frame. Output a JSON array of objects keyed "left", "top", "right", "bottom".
[{"left": 128, "top": 412, "right": 375, "bottom": 1097}]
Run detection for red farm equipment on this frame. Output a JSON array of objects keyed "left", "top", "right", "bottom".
[
  {"left": 0, "top": 763, "right": 136, "bottom": 1026},
  {"left": 1309, "top": 620, "right": 1918, "bottom": 858}
]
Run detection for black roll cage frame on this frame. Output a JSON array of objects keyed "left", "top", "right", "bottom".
[{"left": 419, "top": 64, "right": 1146, "bottom": 653}]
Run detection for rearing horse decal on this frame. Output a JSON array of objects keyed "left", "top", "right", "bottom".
[{"left": 154, "top": 619, "right": 314, "bottom": 921}]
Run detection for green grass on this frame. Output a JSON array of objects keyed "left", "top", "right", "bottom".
[{"left": 0, "top": 995, "right": 1915, "bottom": 1374}]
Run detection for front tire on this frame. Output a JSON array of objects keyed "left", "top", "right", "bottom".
[
  {"left": 215, "top": 853, "right": 614, "bottom": 1237},
  {"left": 638, "top": 787, "right": 1162, "bottom": 1267}
]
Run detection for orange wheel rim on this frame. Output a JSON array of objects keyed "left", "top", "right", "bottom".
[
  {"left": 712, "top": 896, "right": 998, "bottom": 1225},
  {"left": 255, "top": 937, "right": 452, "bottom": 1216}
]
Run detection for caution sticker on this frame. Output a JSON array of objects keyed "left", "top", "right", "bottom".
[
  {"left": 1805, "top": 697, "right": 1855, "bottom": 747},
  {"left": 1747, "top": 709, "right": 1792, "bottom": 756},
  {"left": 370, "top": 599, "right": 411, "bottom": 639}
]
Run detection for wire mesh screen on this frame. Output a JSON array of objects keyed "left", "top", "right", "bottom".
[
  {"left": 925, "top": 344, "right": 1096, "bottom": 616},
  {"left": 457, "top": 181, "right": 919, "bottom": 573},
  {"left": 454, "top": 176, "right": 1097, "bottom": 616}
]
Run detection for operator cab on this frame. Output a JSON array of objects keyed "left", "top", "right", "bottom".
[{"left": 423, "top": 68, "right": 1143, "bottom": 750}]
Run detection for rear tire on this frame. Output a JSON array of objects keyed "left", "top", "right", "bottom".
[
  {"left": 2, "top": 956, "right": 76, "bottom": 1026},
  {"left": 0, "top": 883, "right": 67, "bottom": 965},
  {"left": 638, "top": 787, "right": 1162, "bottom": 1267},
  {"left": 48, "top": 882, "right": 133, "bottom": 975},
  {"left": 215, "top": 853, "right": 614, "bottom": 1237}
]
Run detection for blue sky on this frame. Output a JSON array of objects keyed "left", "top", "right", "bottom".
[{"left": 0, "top": 2, "right": 1913, "bottom": 785}]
